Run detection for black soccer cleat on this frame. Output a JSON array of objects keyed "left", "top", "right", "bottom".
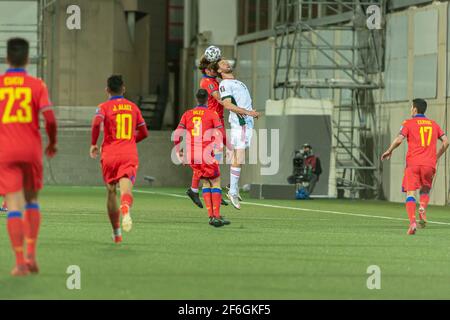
[
  {"left": 209, "top": 217, "right": 224, "bottom": 228},
  {"left": 186, "top": 188, "right": 203, "bottom": 208},
  {"left": 219, "top": 216, "right": 231, "bottom": 225},
  {"left": 221, "top": 198, "right": 229, "bottom": 206}
]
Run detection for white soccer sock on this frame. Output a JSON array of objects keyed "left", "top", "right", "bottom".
[
  {"left": 191, "top": 187, "right": 199, "bottom": 193},
  {"left": 230, "top": 167, "right": 241, "bottom": 196}
]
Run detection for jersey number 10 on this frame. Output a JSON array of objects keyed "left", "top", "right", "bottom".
[
  {"left": 0, "top": 87, "right": 32, "bottom": 124},
  {"left": 116, "top": 113, "right": 132, "bottom": 140},
  {"left": 419, "top": 126, "right": 433, "bottom": 147}
]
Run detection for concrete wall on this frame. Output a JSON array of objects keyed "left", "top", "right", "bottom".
[
  {"left": 198, "top": 0, "right": 237, "bottom": 46},
  {"left": 43, "top": 129, "right": 191, "bottom": 187},
  {"left": 43, "top": 0, "right": 151, "bottom": 106}
]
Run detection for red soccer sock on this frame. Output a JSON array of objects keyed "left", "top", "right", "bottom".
[
  {"left": 120, "top": 193, "right": 133, "bottom": 216},
  {"left": 108, "top": 210, "right": 121, "bottom": 231},
  {"left": 211, "top": 188, "right": 222, "bottom": 219},
  {"left": 7, "top": 211, "right": 25, "bottom": 266},
  {"left": 191, "top": 172, "right": 201, "bottom": 190},
  {"left": 202, "top": 188, "right": 213, "bottom": 218},
  {"left": 405, "top": 197, "right": 417, "bottom": 225},
  {"left": 24, "top": 204, "right": 41, "bottom": 260},
  {"left": 419, "top": 193, "right": 430, "bottom": 209}
]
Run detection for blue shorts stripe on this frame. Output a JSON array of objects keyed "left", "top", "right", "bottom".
[
  {"left": 7, "top": 211, "right": 22, "bottom": 219},
  {"left": 25, "top": 203, "right": 40, "bottom": 210}
]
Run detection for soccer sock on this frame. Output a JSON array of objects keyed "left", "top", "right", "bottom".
[
  {"left": 202, "top": 188, "right": 213, "bottom": 218},
  {"left": 24, "top": 203, "right": 41, "bottom": 260},
  {"left": 108, "top": 210, "right": 121, "bottom": 235},
  {"left": 230, "top": 167, "right": 241, "bottom": 196},
  {"left": 211, "top": 188, "right": 222, "bottom": 218},
  {"left": 405, "top": 196, "right": 417, "bottom": 225},
  {"left": 120, "top": 193, "right": 133, "bottom": 216},
  {"left": 191, "top": 174, "right": 201, "bottom": 191},
  {"left": 7, "top": 211, "right": 25, "bottom": 266},
  {"left": 419, "top": 193, "right": 430, "bottom": 210}
]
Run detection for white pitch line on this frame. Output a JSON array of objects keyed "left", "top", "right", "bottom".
[{"left": 134, "top": 189, "right": 450, "bottom": 226}]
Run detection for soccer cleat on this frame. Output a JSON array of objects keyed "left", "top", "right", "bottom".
[
  {"left": 121, "top": 204, "right": 133, "bottom": 232},
  {"left": 219, "top": 216, "right": 231, "bottom": 225},
  {"left": 407, "top": 223, "right": 417, "bottom": 235},
  {"left": 226, "top": 191, "right": 241, "bottom": 210},
  {"left": 209, "top": 217, "right": 224, "bottom": 228},
  {"left": 221, "top": 198, "right": 229, "bottom": 206},
  {"left": 113, "top": 234, "right": 123, "bottom": 244},
  {"left": 186, "top": 188, "right": 203, "bottom": 208},
  {"left": 418, "top": 207, "right": 427, "bottom": 229},
  {"left": 26, "top": 259, "right": 39, "bottom": 274},
  {"left": 226, "top": 185, "right": 242, "bottom": 202},
  {"left": 11, "top": 265, "right": 29, "bottom": 277}
]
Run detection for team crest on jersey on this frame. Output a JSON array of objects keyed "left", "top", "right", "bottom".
[
  {"left": 220, "top": 86, "right": 225, "bottom": 93},
  {"left": 209, "top": 84, "right": 215, "bottom": 90}
]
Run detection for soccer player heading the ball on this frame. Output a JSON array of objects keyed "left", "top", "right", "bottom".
[
  {"left": 90, "top": 75, "right": 148, "bottom": 243},
  {"left": 381, "top": 99, "right": 449, "bottom": 235},
  {"left": 0, "top": 38, "right": 58, "bottom": 276},
  {"left": 211, "top": 58, "right": 260, "bottom": 210}
]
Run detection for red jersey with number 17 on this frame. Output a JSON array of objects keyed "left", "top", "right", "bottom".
[
  {"left": 0, "top": 69, "right": 52, "bottom": 163},
  {"left": 95, "top": 96, "right": 146, "bottom": 159},
  {"left": 399, "top": 114, "right": 445, "bottom": 169},
  {"left": 200, "top": 75, "right": 223, "bottom": 120}
]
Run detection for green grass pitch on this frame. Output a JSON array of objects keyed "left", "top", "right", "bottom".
[{"left": 1, "top": 186, "right": 450, "bottom": 299}]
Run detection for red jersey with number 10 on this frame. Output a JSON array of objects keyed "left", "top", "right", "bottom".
[
  {"left": 399, "top": 115, "right": 445, "bottom": 169},
  {"left": 0, "top": 69, "right": 52, "bottom": 162},
  {"left": 95, "top": 96, "right": 146, "bottom": 158},
  {"left": 200, "top": 75, "right": 223, "bottom": 119}
]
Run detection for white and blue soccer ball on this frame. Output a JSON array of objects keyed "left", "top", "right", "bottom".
[{"left": 204, "top": 45, "right": 222, "bottom": 63}]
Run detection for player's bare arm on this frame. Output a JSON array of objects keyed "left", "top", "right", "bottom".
[
  {"left": 222, "top": 98, "right": 259, "bottom": 118},
  {"left": 381, "top": 134, "right": 405, "bottom": 161},
  {"left": 436, "top": 134, "right": 449, "bottom": 160}
]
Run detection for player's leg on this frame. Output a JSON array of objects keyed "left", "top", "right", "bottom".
[
  {"left": 418, "top": 166, "right": 434, "bottom": 228},
  {"left": 23, "top": 189, "right": 41, "bottom": 273},
  {"left": 403, "top": 167, "right": 419, "bottom": 235},
  {"left": 227, "top": 147, "right": 245, "bottom": 209},
  {"left": 119, "top": 177, "right": 134, "bottom": 232},
  {"left": 5, "top": 190, "right": 28, "bottom": 276},
  {"left": 210, "top": 176, "right": 230, "bottom": 226},
  {"left": 1, "top": 197, "right": 7, "bottom": 211},
  {"left": 186, "top": 166, "right": 204, "bottom": 208},
  {"left": 106, "top": 183, "right": 122, "bottom": 242},
  {"left": 201, "top": 179, "right": 214, "bottom": 220}
]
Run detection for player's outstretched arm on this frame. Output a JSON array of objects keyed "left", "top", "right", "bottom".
[
  {"left": 381, "top": 134, "right": 404, "bottom": 161},
  {"left": 437, "top": 135, "right": 449, "bottom": 160},
  {"left": 222, "top": 98, "right": 260, "bottom": 118},
  {"left": 42, "top": 109, "right": 58, "bottom": 158}
]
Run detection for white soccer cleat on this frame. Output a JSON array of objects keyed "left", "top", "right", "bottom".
[
  {"left": 226, "top": 191, "right": 241, "bottom": 210},
  {"left": 122, "top": 214, "right": 133, "bottom": 232}
]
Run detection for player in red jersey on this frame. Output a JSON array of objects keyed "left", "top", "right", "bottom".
[
  {"left": 174, "top": 89, "right": 230, "bottom": 227},
  {"left": 185, "top": 57, "right": 256, "bottom": 209},
  {"left": 381, "top": 99, "right": 449, "bottom": 235},
  {"left": 90, "top": 75, "right": 148, "bottom": 242},
  {"left": 0, "top": 38, "right": 57, "bottom": 276}
]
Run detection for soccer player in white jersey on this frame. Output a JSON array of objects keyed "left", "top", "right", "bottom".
[{"left": 213, "top": 59, "right": 259, "bottom": 209}]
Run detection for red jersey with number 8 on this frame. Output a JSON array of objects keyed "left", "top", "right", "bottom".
[
  {"left": 0, "top": 69, "right": 52, "bottom": 163},
  {"left": 399, "top": 115, "right": 445, "bottom": 169},
  {"left": 95, "top": 96, "right": 146, "bottom": 159}
]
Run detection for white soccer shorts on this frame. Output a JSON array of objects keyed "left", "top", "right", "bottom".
[{"left": 230, "top": 125, "right": 253, "bottom": 149}]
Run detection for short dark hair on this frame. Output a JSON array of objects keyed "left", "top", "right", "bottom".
[
  {"left": 413, "top": 98, "right": 427, "bottom": 114},
  {"left": 7, "top": 38, "right": 29, "bottom": 67},
  {"left": 107, "top": 75, "right": 124, "bottom": 94},
  {"left": 196, "top": 89, "right": 208, "bottom": 105}
]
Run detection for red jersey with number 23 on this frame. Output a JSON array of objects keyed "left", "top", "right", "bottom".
[
  {"left": 400, "top": 115, "right": 445, "bottom": 169},
  {"left": 95, "top": 97, "right": 146, "bottom": 159},
  {"left": 0, "top": 69, "right": 52, "bottom": 163}
]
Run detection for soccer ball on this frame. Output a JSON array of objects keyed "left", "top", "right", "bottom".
[{"left": 204, "top": 45, "right": 222, "bottom": 62}]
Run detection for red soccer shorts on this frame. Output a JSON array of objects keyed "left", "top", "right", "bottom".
[
  {"left": 101, "top": 155, "right": 138, "bottom": 185},
  {"left": 0, "top": 160, "right": 43, "bottom": 194},
  {"left": 219, "top": 117, "right": 227, "bottom": 148},
  {"left": 190, "top": 162, "right": 220, "bottom": 180},
  {"left": 402, "top": 165, "right": 435, "bottom": 192}
]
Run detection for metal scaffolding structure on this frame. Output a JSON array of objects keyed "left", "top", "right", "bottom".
[{"left": 273, "top": 0, "right": 385, "bottom": 198}]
